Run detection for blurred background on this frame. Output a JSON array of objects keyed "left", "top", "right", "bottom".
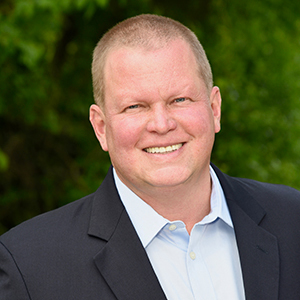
[{"left": 1, "top": 0, "right": 300, "bottom": 234}]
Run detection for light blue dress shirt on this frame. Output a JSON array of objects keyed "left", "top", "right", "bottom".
[{"left": 113, "top": 167, "right": 245, "bottom": 300}]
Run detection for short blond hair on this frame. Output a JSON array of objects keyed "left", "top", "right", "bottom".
[{"left": 92, "top": 14, "right": 213, "bottom": 107}]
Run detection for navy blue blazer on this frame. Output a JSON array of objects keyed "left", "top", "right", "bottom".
[{"left": 1, "top": 164, "right": 300, "bottom": 299}]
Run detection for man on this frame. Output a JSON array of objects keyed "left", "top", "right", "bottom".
[{"left": 1, "top": 14, "right": 300, "bottom": 300}]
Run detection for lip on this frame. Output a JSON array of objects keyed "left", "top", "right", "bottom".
[{"left": 143, "top": 142, "right": 185, "bottom": 154}]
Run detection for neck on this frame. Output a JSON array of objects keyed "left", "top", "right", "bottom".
[{"left": 129, "top": 171, "right": 212, "bottom": 234}]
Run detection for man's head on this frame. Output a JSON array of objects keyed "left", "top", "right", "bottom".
[
  {"left": 92, "top": 14, "right": 213, "bottom": 109},
  {"left": 90, "top": 15, "right": 221, "bottom": 198}
]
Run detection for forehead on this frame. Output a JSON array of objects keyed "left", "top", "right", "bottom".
[
  {"left": 103, "top": 39, "right": 200, "bottom": 85},
  {"left": 101, "top": 39, "right": 208, "bottom": 111}
]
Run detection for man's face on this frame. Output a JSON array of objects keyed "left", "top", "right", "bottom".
[{"left": 90, "top": 39, "right": 221, "bottom": 196}]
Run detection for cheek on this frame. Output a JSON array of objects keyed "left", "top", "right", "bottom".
[
  {"left": 108, "top": 117, "right": 144, "bottom": 150},
  {"left": 180, "top": 108, "right": 212, "bottom": 135}
]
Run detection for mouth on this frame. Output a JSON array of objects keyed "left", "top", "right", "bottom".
[{"left": 143, "top": 143, "right": 183, "bottom": 154}]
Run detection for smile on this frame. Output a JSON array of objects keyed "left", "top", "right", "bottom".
[{"left": 144, "top": 143, "right": 183, "bottom": 154}]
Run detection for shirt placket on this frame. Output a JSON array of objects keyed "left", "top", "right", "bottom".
[{"left": 186, "top": 224, "right": 217, "bottom": 300}]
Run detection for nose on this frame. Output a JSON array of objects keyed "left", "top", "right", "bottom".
[{"left": 146, "top": 104, "right": 177, "bottom": 134}]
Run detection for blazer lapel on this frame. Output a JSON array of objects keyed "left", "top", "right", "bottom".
[
  {"left": 212, "top": 164, "right": 279, "bottom": 300},
  {"left": 88, "top": 164, "right": 280, "bottom": 299},
  {"left": 88, "top": 167, "right": 167, "bottom": 300}
]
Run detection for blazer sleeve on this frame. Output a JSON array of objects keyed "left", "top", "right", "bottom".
[{"left": 0, "top": 241, "right": 31, "bottom": 300}]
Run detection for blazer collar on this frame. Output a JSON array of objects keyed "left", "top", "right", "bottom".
[
  {"left": 212, "top": 164, "right": 279, "bottom": 300},
  {"left": 88, "top": 166, "right": 167, "bottom": 300}
]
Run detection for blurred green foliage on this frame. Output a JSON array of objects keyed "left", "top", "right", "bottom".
[{"left": 1, "top": 0, "right": 300, "bottom": 234}]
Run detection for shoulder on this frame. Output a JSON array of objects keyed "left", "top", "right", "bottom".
[
  {"left": 231, "top": 175, "right": 300, "bottom": 198},
  {"left": 219, "top": 171, "right": 300, "bottom": 241},
  {"left": 212, "top": 164, "right": 300, "bottom": 205},
  {"left": 212, "top": 164, "right": 300, "bottom": 224},
  {"left": 0, "top": 192, "right": 95, "bottom": 248},
  {"left": 0, "top": 167, "right": 119, "bottom": 252},
  {"left": 229, "top": 175, "right": 300, "bottom": 208}
]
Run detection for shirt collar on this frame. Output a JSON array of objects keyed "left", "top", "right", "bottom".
[{"left": 113, "top": 166, "right": 233, "bottom": 248}]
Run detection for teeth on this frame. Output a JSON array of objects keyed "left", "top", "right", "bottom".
[{"left": 144, "top": 143, "right": 183, "bottom": 154}]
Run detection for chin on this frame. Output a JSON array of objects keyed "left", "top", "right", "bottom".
[{"left": 145, "top": 168, "right": 192, "bottom": 188}]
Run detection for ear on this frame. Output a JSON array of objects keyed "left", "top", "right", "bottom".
[
  {"left": 89, "top": 104, "right": 108, "bottom": 151},
  {"left": 210, "top": 86, "right": 222, "bottom": 133}
]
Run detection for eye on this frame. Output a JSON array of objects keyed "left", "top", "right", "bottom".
[
  {"left": 174, "top": 97, "right": 187, "bottom": 103},
  {"left": 128, "top": 104, "right": 139, "bottom": 109}
]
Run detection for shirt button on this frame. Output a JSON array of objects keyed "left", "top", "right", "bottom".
[
  {"left": 189, "top": 251, "right": 196, "bottom": 260},
  {"left": 169, "top": 224, "right": 177, "bottom": 231}
]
